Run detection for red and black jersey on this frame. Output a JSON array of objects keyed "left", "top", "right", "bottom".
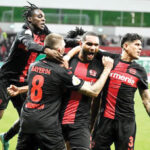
[
  {"left": 100, "top": 55, "right": 148, "bottom": 120},
  {"left": 20, "top": 58, "right": 84, "bottom": 133},
  {"left": 0, "top": 24, "right": 50, "bottom": 85},
  {"left": 60, "top": 54, "right": 104, "bottom": 126}
]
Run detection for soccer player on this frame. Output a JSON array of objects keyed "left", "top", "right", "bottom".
[
  {"left": 92, "top": 33, "right": 150, "bottom": 150},
  {"left": 0, "top": 2, "right": 62, "bottom": 150},
  {"left": 7, "top": 33, "right": 113, "bottom": 150},
  {"left": 60, "top": 31, "right": 104, "bottom": 150}
]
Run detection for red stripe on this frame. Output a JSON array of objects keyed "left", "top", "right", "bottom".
[
  {"left": 19, "top": 34, "right": 45, "bottom": 82},
  {"left": 104, "top": 62, "right": 129, "bottom": 119},
  {"left": 19, "top": 52, "right": 38, "bottom": 82},
  {"left": 62, "top": 91, "right": 82, "bottom": 124},
  {"left": 62, "top": 61, "right": 97, "bottom": 124}
]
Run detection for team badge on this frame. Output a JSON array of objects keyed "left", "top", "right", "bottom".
[
  {"left": 129, "top": 68, "right": 136, "bottom": 75},
  {"left": 72, "top": 75, "right": 81, "bottom": 86},
  {"left": 89, "top": 69, "right": 97, "bottom": 77}
]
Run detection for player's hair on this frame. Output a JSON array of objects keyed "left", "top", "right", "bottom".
[
  {"left": 44, "top": 33, "right": 64, "bottom": 50},
  {"left": 82, "top": 31, "right": 99, "bottom": 42},
  {"left": 66, "top": 27, "right": 86, "bottom": 38},
  {"left": 121, "top": 33, "right": 142, "bottom": 48},
  {"left": 22, "top": 2, "right": 40, "bottom": 23}
]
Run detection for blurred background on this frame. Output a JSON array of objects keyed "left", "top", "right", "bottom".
[{"left": 0, "top": 0, "right": 150, "bottom": 72}]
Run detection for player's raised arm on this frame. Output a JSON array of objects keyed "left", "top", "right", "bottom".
[
  {"left": 79, "top": 56, "right": 113, "bottom": 97},
  {"left": 139, "top": 89, "right": 150, "bottom": 117},
  {"left": 63, "top": 46, "right": 81, "bottom": 61}
]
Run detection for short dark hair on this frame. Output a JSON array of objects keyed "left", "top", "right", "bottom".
[
  {"left": 82, "top": 31, "right": 99, "bottom": 42},
  {"left": 121, "top": 33, "right": 142, "bottom": 48},
  {"left": 22, "top": 2, "right": 40, "bottom": 23}
]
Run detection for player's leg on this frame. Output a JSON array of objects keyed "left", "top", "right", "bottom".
[
  {"left": 0, "top": 81, "right": 11, "bottom": 150},
  {"left": 67, "top": 124, "right": 91, "bottom": 150},
  {"left": 92, "top": 117, "right": 114, "bottom": 150},
  {"left": 37, "top": 131, "right": 66, "bottom": 150},
  {"left": 114, "top": 119, "right": 136, "bottom": 150},
  {"left": 0, "top": 93, "right": 26, "bottom": 150},
  {"left": 66, "top": 141, "right": 71, "bottom": 150},
  {"left": 16, "top": 132, "right": 38, "bottom": 150},
  {"left": 61, "top": 124, "right": 71, "bottom": 150},
  {"left": 3, "top": 119, "right": 20, "bottom": 141},
  {"left": 0, "top": 80, "right": 10, "bottom": 119}
]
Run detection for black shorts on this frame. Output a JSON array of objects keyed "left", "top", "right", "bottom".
[
  {"left": 0, "top": 78, "right": 26, "bottom": 115},
  {"left": 92, "top": 117, "right": 136, "bottom": 150},
  {"left": 16, "top": 130, "right": 66, "bottom": 150},
  {"left": 0, "top": 80, "right": 10, "bottom": 110},
  {"left": 62, "top": 124, "right": 91, "bottom": 150}
]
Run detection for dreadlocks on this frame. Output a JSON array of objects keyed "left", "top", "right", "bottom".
[
  {"left": 22, "top": 1, "right": 39, "bottom": 23},
  {"left": 66, "top": 27, "right": 86, "bottom": 38}
]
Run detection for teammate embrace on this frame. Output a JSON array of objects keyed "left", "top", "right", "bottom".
[{"left": 0, "top": 2, "right": 150, "bottom": 150}]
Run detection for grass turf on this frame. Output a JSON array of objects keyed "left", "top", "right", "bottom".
[{"left": 0, "top": 90, "right": 150, "bottom": 150}]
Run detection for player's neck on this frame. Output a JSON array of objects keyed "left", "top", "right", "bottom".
[
  {"left": 78, "top": 51, "right": 84, "bottom": 61},
  {"left": 121, "top": 53, "right": 133, "bottom": 62}
]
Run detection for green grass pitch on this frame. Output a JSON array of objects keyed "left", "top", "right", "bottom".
[{"left": 0, "top": 90, "right": 150, "bottom": 150}]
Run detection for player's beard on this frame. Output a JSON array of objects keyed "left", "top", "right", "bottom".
[{"left": 82, "top": 50, "right": 96, "bottom": 62}]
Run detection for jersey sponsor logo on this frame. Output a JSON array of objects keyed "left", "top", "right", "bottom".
[
  {"left": 129, "top": 68, "right": 136, "bottom": 75},
  {"left": 89, "top": 69, "right": 97, "bottom": 77},
  {"left": 72, "top": 75, "right": 81, "bottom": 86},
  {"left": 31, "top": 66, "right": 51, "bottom": 75},
  {"left": 110, "top": 72, "right": 135, "bottom": 86}
]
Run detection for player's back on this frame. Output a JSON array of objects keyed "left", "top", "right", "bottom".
[{"left": 20, "top": 58, "right": 66, "bottom": 133}]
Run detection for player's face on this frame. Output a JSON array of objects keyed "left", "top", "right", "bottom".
[
  {"left": 81, "top": 35, "right": 99, "bottom": 61},
  {"left": 126, "top": 40, "right": 142, "bottom": 60},
  {"left": 29, "top": 9, "right": 46, "bottom": 30}
]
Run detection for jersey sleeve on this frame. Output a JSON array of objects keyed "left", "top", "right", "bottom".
[
  {"left": 17, "top": 29, "right": 45, "bottom": 53},
  {"left": 57, "top": 67, "right": 84, "bottom": 90},
  {"left": 96, "top": 50, "right": 120, "bottom": 60},
  {"left": 137, "top": 66, "right": 148, "bottom": 90}
]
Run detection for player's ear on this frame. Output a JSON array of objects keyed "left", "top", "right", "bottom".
[
  {"left": 79, "top": 40, "right": 83, "bottom": 47},
  {"left": 27, "top": 17, "right": 32, "bottom": 23},
  {"left": 123, "top": 42, "right": 129, "bottom": 51},
  {"left": 78, "top": 40, "right": 82, "bottom": 46},
  {"left": 57, "top": 48, "right": 61, "bottom": 53}
]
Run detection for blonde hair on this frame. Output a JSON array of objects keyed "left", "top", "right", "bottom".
[{"left": 44, "top": 33, "right": 64, "bottom": 50}]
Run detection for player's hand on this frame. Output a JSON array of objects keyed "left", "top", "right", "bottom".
[
  {"left": 102, "top": 56, "right": 114, "bottom": 70},
  {"left": 44, "top": 48, "right": 63, "bottom": 63},
  {"left": 7, "top": 85, "right": 20, "bottom": 97},
  {"left": 63, "top": 55, "right": 70, "bottom": 69}
]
